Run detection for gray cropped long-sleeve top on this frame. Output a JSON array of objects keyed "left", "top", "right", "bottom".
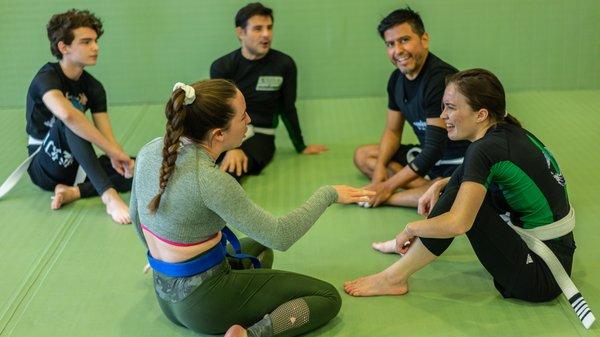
[{"left": 130, "top": 138, "right": 337, "bottom": 251}]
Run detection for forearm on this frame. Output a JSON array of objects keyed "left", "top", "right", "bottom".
[
  {"left": 205, "top": 174, "right": 337, "bottom": 252},
  {"left": 62, "top": 111, "right": 119, "bottom": 156},
  {"left": 265, "top": 185, "right": 337, "bottom": 250},
  {"left": 384, "top": 165, "right": 420, "bottom": 190},
  {"left": 375, "top": 130, "right": 402, "bottom": 168},
  {"left": 280, "top": 109, "right": 306, "bottom": 153},
  {"left": 405, "top": 212, "right": 462, "bottom": 239},
  {"left": 43, "top": 91, "right": 119, "bottom": 156},
  {"left": 93, "top": 113, "right": 122, "bottom": 149}
]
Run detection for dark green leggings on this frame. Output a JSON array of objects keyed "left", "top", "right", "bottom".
[{"left": 154, "top": 238, "right": 341, "bottom": 336}]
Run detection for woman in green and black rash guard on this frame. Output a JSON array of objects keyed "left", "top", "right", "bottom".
[{"left": 344, "top": 68, "right": 576, "bottom": 303}]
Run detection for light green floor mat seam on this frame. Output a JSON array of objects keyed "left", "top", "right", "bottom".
[
  {"left": 0, "top": 208, "right": 87, "bottom": 336},
  {"left": 119, "top": 104, "right": 152, "bottom": 145}
]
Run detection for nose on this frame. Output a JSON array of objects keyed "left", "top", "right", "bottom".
[
  {"left": 394, "top": 41, "right": 403, "bottom": 54},
  {"left": 262, "top": 29, "right": 272, "bottom": 39},
  {"left": 440, "top": 107, "right": 448, "bottom": 120},
  {"left": 245, "top": 112, "right": 251, "bottom": 124}
]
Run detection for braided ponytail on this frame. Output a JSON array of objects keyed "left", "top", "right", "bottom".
[
  {"left": 148, "top": 90, "right": 188, "bottom": 213},
  {"left": 146, "top": 79, "right": 238, "bottom": 214}
]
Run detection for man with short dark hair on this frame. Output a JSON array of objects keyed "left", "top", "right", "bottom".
[
  {"left": 210, "top": 2, "right": 327, "bottom": 179},
  {"left": 353, "top": 7, "right": 469, "bottom": 208},
  {"left": 24, "top": 9, "right": 134, "bottom": 224}
]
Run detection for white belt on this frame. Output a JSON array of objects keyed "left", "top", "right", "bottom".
[
  {"left": 0, "top": 135, "right": 86, "bottom": 199},
  {"left": 505, "top": 208, "right": 595, "bottom": 329},
  {"left": 0, "top": 147, "right": 42, "bottom": 198},
  {"left": 243, "top": 125, "right": 276, "bottom": 141},
  {"left": 28, "top": 135, "right": 44, "bottom": 146}
]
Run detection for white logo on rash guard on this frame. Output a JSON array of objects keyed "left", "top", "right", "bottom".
[
  {"left": 412, "top": 120, "right": 427, "bottom": 131},
  {"left": 256, "top": 76, "right": 283, "bottom": 91},
  {"left": 44, "top": 116, "right": 56, "bottom": 128},
  {"left": 543, "top": 151, "right": 566, "bottom": 187}
]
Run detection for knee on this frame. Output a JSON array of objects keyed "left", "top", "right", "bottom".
[
  {"left": 258, "top": 248, "right": 274, "bottom": 269},
  {"left": 320, "top": 282, "right": 342, "bottom": 317},
  {"left": 353, "top": 145, "right": 371, "bottom": 169}
]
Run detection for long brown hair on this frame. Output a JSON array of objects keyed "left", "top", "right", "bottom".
[
  {"left": 446, "top": 68, "right": 521, "bottom": 127},
  {"left": 147, "top": 79, "right": 238, "bottom": 213}
]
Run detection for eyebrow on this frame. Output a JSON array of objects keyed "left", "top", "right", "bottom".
[{"left": 385, "top": 35, "right": 410, "bottom": 43}]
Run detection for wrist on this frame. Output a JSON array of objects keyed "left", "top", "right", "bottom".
[{"left": 404, "top": 222, "right": 416, "bottom": 237}]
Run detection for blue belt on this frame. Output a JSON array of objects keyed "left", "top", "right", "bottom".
[{"left": 147, "top": 227, "right": 261, "bottom": 277}]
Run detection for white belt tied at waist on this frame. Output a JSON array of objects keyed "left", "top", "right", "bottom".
[
  {"left": 0, "top": 134, "right": 86, "bottom": 199},
  {"left": 504, "top": 208, "right": 595, "bottom": 329},
  {"left": 243, "top": 125, "right": 276, "bottom": 141}
]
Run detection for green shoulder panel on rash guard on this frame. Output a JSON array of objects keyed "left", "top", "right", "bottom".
[{"left": 486, "top": 161, "right": 554, "bottom": 229}]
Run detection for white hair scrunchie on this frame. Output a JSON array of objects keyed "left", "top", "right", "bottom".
[{"left": 172, "top": 82, "right": 196, "bottom": 105}]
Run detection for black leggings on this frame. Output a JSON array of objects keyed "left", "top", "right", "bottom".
[
  {"left": 27, "top": 119, "right": 132, "bottom": 198},
  {"left": 155, "top": 238, "right": 341, "bottom": 336},
  {"left": 421, "top": 170, "right": 576, "bottom": 302}
]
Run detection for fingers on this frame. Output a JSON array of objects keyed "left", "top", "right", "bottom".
[
  {"left": 349, "top": 189, "right": 376, "bottom": 197},
  {"left": 219, "top": 161, "right": 228, "bottom": 172},
  {"left": 348, "top": 195, "right": 371, "bottom": 203},
  {"left": 243, "top": 156, "right": 248, "bottom": 173},
  {"left": 430, "top": 195, "right": 439, "bottom": 211},
  {"left": 302, "top": 144, "right": 328, "bottom": 155},
  {"left": 417, "top": 199, "right": 428, "bottom": 216},
  {"left": 235, "top": 159, "right": 242, "bottom": 176},
  {"left": 399, "top": 239, "right": 414, "bottom": 254},
  {"left": 114, "top": 163, "right": 126, "bottom": 176}
]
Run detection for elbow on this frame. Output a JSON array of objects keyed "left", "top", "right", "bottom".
[
  {"left": 450, "top": 221, "right": 472, "bottom": 236},
  {"left": 59, "top": 110, "right": 76, "bottom": 124},
  {"left": 272, "top": 241, "right": 292, "bottom": 252}
]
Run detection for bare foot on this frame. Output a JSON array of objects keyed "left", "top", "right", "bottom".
[
  {"left": 343, "top": 272, "right": 408, "bottom": 297},
  {"left": 225, "top": 325, "right": 248, "bottom": 337},
  {"left": 101, "top": 188, "right": 131, "bottom": 224},
  {"left": 51, "top": 184, "right": 81, "bottom": 210},
  {"left": 372, "top": 239, "right": 399, "bottom": 254}
]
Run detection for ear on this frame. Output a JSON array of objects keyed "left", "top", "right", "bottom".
[
  {"left": 211, "top": 128, "right": 225, "bottom": 143},
  {"left": 235, "top": 27, "right": 244, "bottom": 41},
  {"left": 420, "top": 32, "right": 430, "bottom": 49},
  {"left": 57, "top": 41, "right": 69, "bottom": 56},
  {"left": 476, "top": 108, "right": 490, "bottom": 123}
]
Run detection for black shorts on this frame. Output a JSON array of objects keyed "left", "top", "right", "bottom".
[{"left": 391, "top": 144, "right": 459, "bottom": 179}]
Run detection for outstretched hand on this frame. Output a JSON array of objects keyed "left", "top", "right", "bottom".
[{"left": 332, "top": 185, "right": 376, "bottom": 204}]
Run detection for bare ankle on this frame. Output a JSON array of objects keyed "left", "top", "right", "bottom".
[{"left": 101, "top": 188, "right": 121, "bottom": 204}]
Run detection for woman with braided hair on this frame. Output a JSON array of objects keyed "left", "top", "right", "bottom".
[{"left": 130, "top": 79, "right": 375, "bottom": 337}]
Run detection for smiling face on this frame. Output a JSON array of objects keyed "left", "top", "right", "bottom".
[
  {"left": 383, "top": 23, "right": 429, "bottom": 80},
  {"left": 59, "top": 27, "right": 99, "bottom": 66},
  {"left": 237, "top": 15, "right": 273, "bottom": 60},
  {"left": 440, "top": 83, "right": 484, "bottom": 142},
  {"left": 221, "top": 89, "right": 251, "bottom": 150}
]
